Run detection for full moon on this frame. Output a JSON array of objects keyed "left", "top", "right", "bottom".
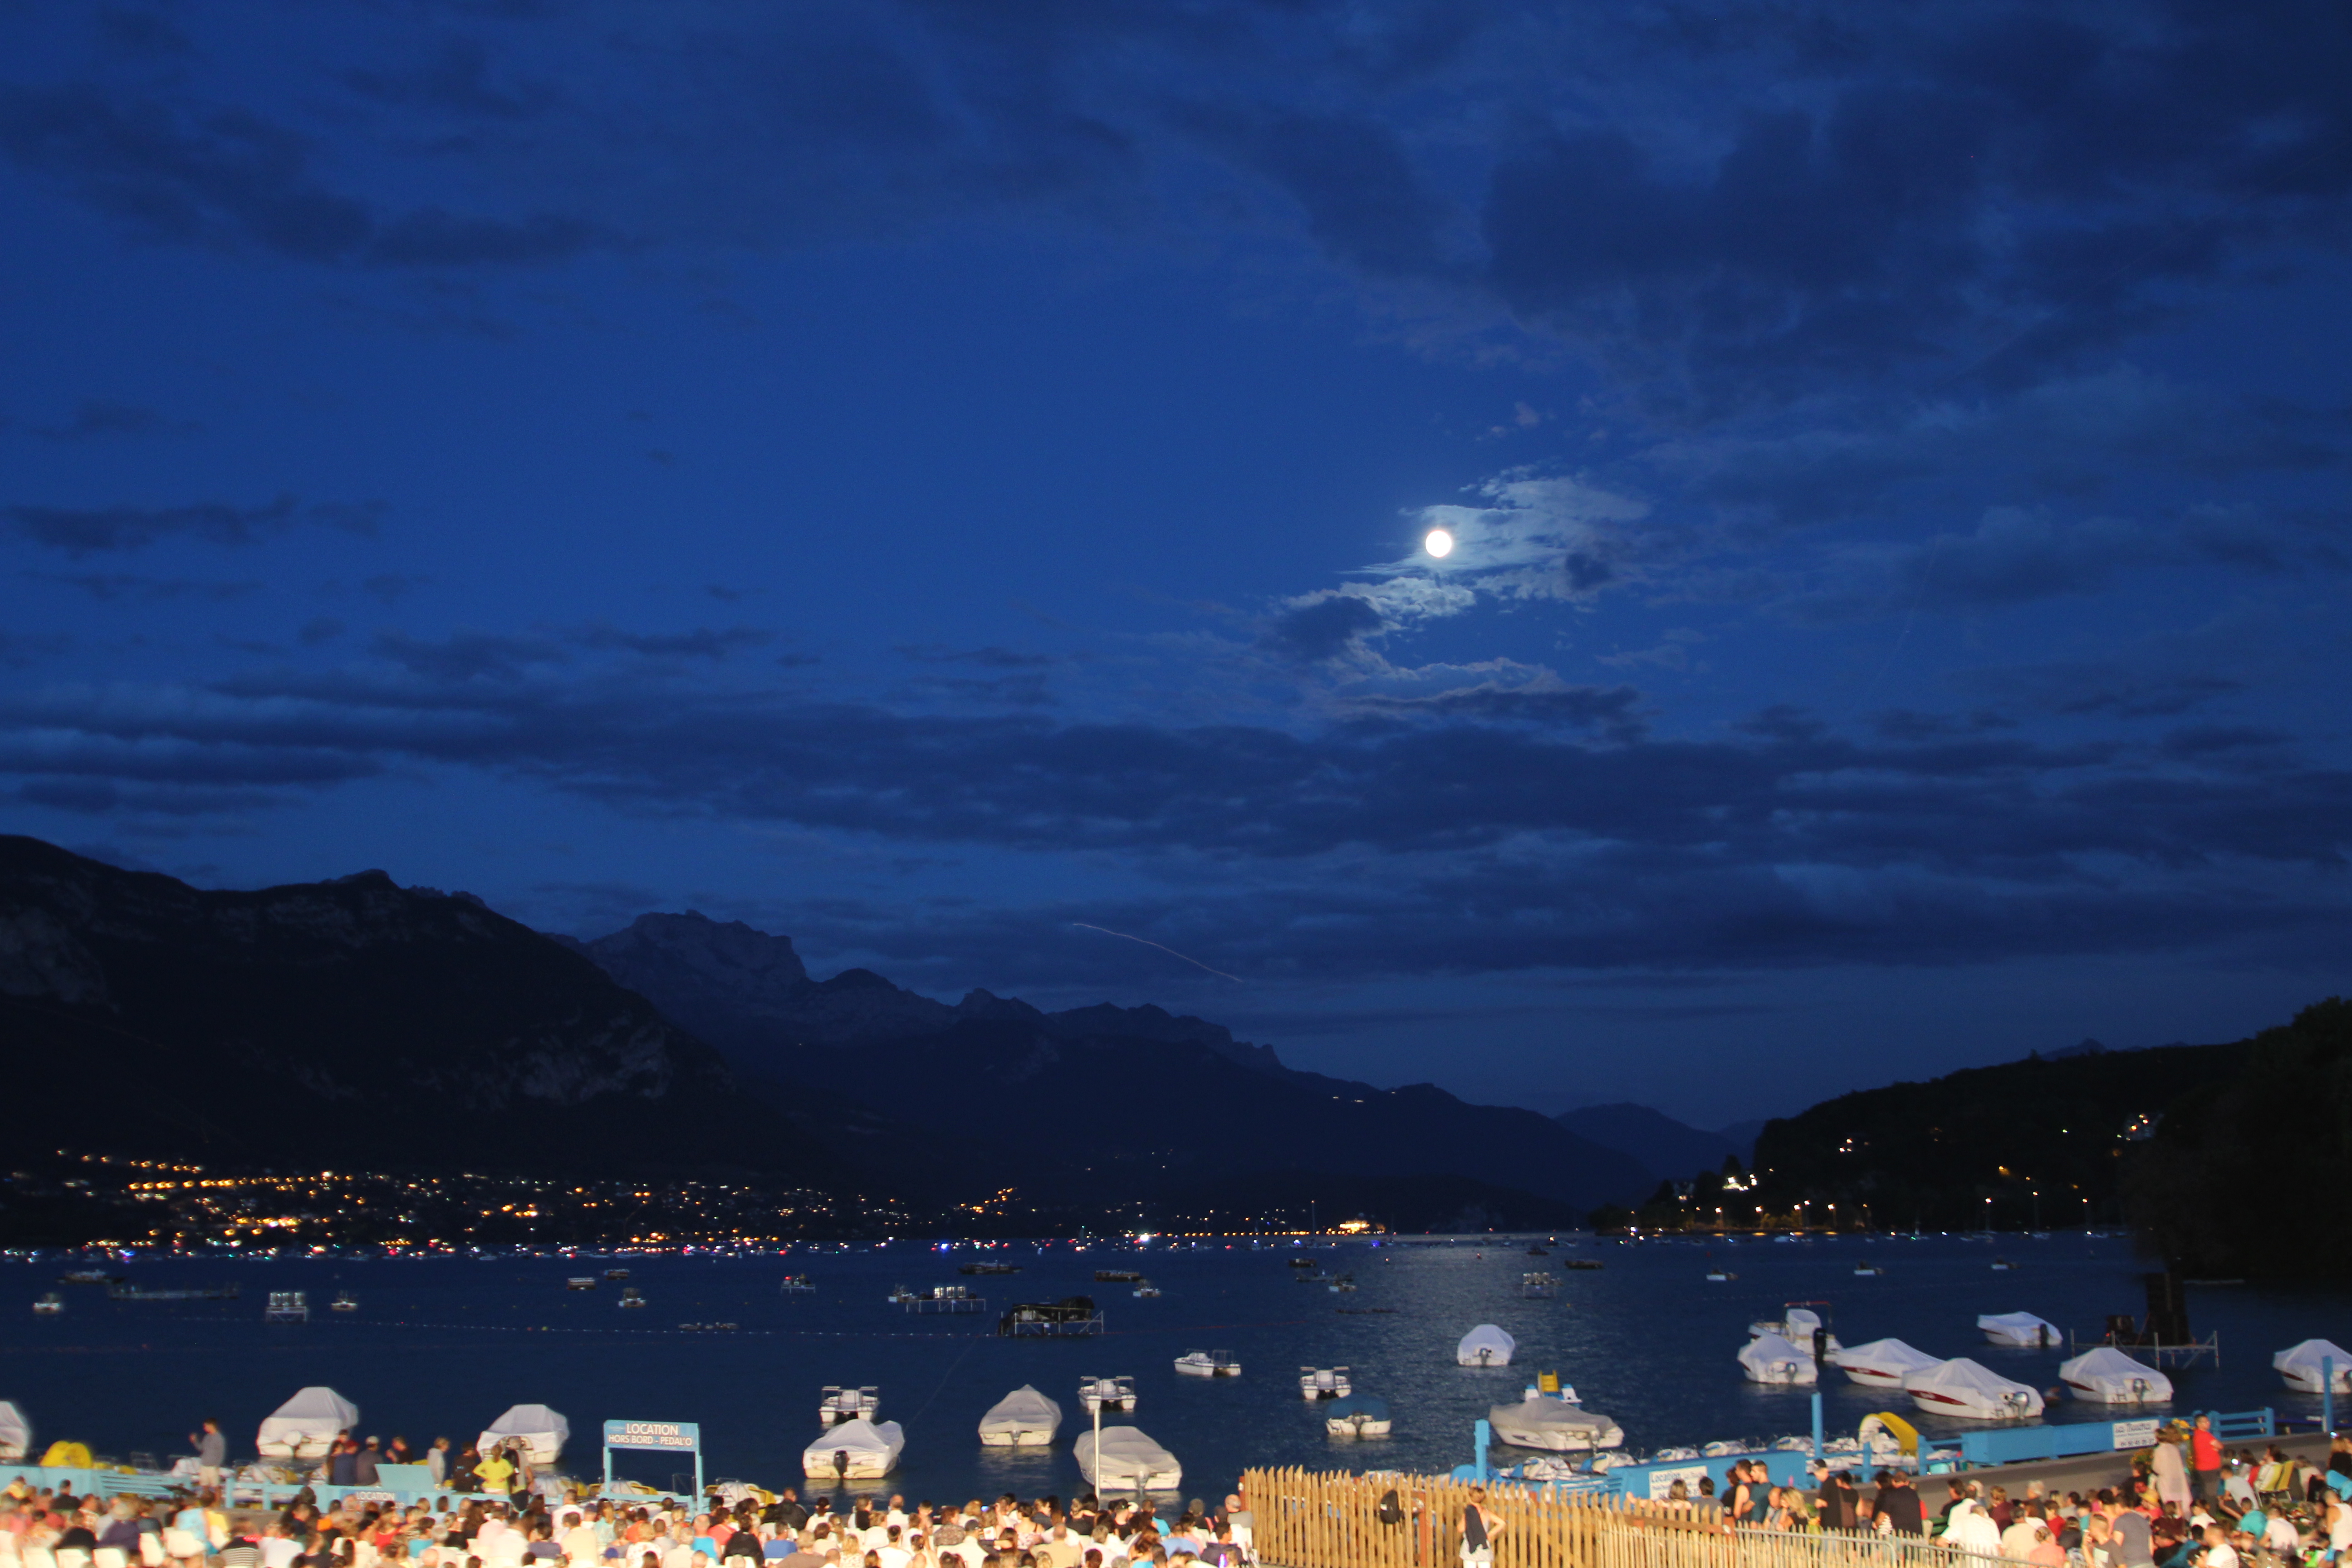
[{"left": 1424, "top": 527, "right": 1455, "bottom": 559}]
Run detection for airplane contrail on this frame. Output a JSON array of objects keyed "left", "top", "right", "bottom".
[{"left": 1072, "top": 922, "right": 1245, "bottom": 983}]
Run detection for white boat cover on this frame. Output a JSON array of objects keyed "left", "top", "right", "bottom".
[
  {"left": 1076, "top": 1427, "right": 1182, "bottom": 1490},
  {"left": 976, "top": 1386, "right": 1062, "bottom": 1446},
  {"left": 256, "top": 1387, "right": 358, "bottom": 1456},
  {"left": 1977, "top": 1312, "right": 2059, "bottom": 1348},
  {"left": 1738, "top": 1333, "right": 1818, "bottom": 1385},
  {"left": 2274, "top": 1340, "right": 2352, "bottom": 1393},
  {"left": 0, "top": 1401, "right": 28, "bottom": 1460},
  {"left": 1487, "top": 1400, "right": 1625, "bottom": 1452},
  {"left": 800, "top": 1419, "right": 904, "bottom": 1479},
  {"left": 2058, "top": 1347, "right": 2173, "bottom": 1404},
  {"left": 1457, "top": 1325, "right": 1516, "bottom": 1367},
  {"left": 1831, "top": 1339, "right": 1945, "bottom": 1389},
  {"left": 478, "top": 1404, "right": 570, "bottom": 1464},
  {"left": 1906, "top": 1357, "right": 2044, "bottom": 1420}
]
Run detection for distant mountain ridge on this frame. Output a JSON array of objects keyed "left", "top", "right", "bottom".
[
  {"left": 573, "top": 911, "right": 1286, "bottom": 1073},
  {"left": 1553, "top": 1102, "right": 1750, "bottom": 1184},
  {"left": 0, "top": 836, "right": 790, "bottom": 1180},
  {"left": 570, "top": 910, "right": 1652, "bottom": 1212}
]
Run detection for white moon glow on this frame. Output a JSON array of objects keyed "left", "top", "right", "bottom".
[{"left": 1424, "top": 527, "right": 1455, "bottom": 559}]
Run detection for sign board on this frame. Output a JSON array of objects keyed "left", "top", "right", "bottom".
[
  {"left": 2111, "top": 1419, "right": 2160, "bottom": 1450},
  {"left": 604, "top": 1421, "right": 700, "bottom": 1452}
]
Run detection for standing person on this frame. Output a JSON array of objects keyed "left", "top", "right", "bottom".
[
  {"left": 475, "top": 1447, "right": 516, "bottom": 1501},
  {"left": 2151, "top": 1432, "right": 2191, "bottom": 1519},
  {"left": 2190, "top": 1417, "right": 2224, "bottom": 1504},
  {"left": 1458, "top": 1490, "right": 1499, "bottom": 1568},
  {"left": 1876, "top": 1474, "right": 1925, "bottom": 1538},
  {"left": 192, "top": 1421, "right": 228, "bottom": 1491},
  {"left": 426, "top": 1441, "right": 451, "bottom": 1487}
]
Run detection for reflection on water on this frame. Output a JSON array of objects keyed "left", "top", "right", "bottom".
[{"left": 3, "top": 1234, "right": 2345, "bottom": 1504}]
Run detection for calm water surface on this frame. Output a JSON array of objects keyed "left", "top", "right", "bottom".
[{"left": 5, "top": 1235, "right": 2347, "bottom": 1503}]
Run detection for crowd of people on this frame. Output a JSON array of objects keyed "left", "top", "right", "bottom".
[
  {"left": 1630, "top": 1430, "right": 2352, "bottom": 1567},
  {"left": 0, "top": 1479, "right": 1255, "bottom": 1568}
]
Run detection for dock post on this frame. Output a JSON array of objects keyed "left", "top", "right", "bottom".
[
  {"left": 2326, "top": 1358, "right": 2335, "bottom": 1435},
  {"left": 1811, "top": 1392, "right": 1824, "bottom": 1461}
]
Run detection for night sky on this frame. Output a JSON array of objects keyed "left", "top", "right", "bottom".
[{"left": 5, "top": 3, "right": 2348, "bottom": 1126}]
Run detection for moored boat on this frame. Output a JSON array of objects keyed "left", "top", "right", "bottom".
[
  {"left": 977, "top": 1385, "right": 1061, "bottom": 1447},
  {"left": 1977, "top": 1311, "right": 2059, "bottom": 1348},
  {"left": 2273, "top": 1339, "right": 2352, "bottom": 1393},
  {"left": 818, "top": 1385, "right": 880, "bottom": 1425},
  {"left": 1299, "top": 1366, "right": 1351, "bottom": 1400},
  {"left": 1077, "top": 1375, "right": 1137, "bottom": 1413},
  {"left": 1076, "top": 1426, "right": 1181, "bottom": 1491},
  {"left": 1325, "top": 1395, "right": 1391, "bottom": 1438},
  {"left": 2058, "top": 1346, "right": 2172, "bottom": 1404},
  {"left": 1829, "top": 1338, "right": 1943, "bottom": 1390},
  {"left": 1173, "top": 1350, "right": 1240, "bottom": 1377},
  {"left": 1457, "top": 1324, "right": 1515, "bottom": 1367},
  {"left": 1906, "top": 1357, "right": 2044, "bottom": 1420},
  {"left": 803, "top": 1418, "right": 903, "bottom": 1479},
  {"left": 1738, "top": 1332, "right": 1818, "bottom": 1386},
  {"left": 478, "top": 1403, "right": 569, "bottom": 1464},
  {"left": 257, "top": 1387, "right": 358, "bottom": 1458}
]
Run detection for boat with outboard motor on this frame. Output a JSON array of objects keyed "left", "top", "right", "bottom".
[
  {"left": 818, "top": 1385, "right": 880, "bottom": 1425},
  {"left": 1978, "top": 1311, "right": 2058, "bottom": 1347},
  {"left": 977, "top": 1385, "right": 1061, "bottom": 1447},
  {"left": 803, "top": 1418, "right": 903, "bottom": 1479},
  {"left": 1457, "top": 1324, "right": 1516, "bottom": 1367},
  {"left": 1076, "top": 1426, "right": 1181, "bottom": 1491},
  {"left": 1173, "top": 1350, "right": 1240, "bottom": 1377},
  {"left": 1078, "top": 1375, "right": 1137, "bottom": 1413},
  {"left": 2274, "top": 1339, "right": 2352, "bottom": 1393},
  {"left": 1738, "top": 1332, "right": 1818, "bottom": 1386},
  {"left": 1299, "top": 1366, "right": 1351, "bottom": 1400},
  {"left": 1906, "top": 1357, "right": 2044, "bottom": 1420},
  {"left": 2059, "top": 1346, "right": 2172, "bottom": 1404},
  {"left": 1486, "top": 1377, "right": 1623, "bottom": 1452},
  {"left": 1325, "top": 1396, "right": 1392, "bottom": 1438}
]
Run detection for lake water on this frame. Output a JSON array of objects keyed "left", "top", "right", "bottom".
[{"left": 5, "top": 1234, "right": 2346, "bottom": 1504}]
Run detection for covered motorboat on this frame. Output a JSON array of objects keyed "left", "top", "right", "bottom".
[
  {"left": 2274, "top": 1339, "right": 2352, "bottom": 1394},
  {"left": 1738, "top": 1332, "right": 1818, "bottom": 1385},
  {"left": 1977, "top": 1311, "right": 2059, "bottom": 1348},
  {"left": 802, "top": 1418, "right": 904, "bottom": 1479},
  {"left": 0, "top": 1401, "right": 28, "bottom": 1462},
  {"left": 1326, "top": 1396, "right": 1391, "bottom": 1438},
  {"left": 1173, "top": 1350, "right": 1240, "bottom": 1377},
  {"left": 1906, "top": 1357, "right": 2044, "bottom": 1420},
  {"left": 1831, "top": 1339, "right": 1945, "bottom": 1391},
  {"left": 1457, "top": 1325, "right": 1516, "bottom": 1367},
  {"left": 1076, "top": 1426, "right": 1181, "bottom": 1491},
  {"left": 478, "top": 1404, "right": 569, "bottom": 1465},
  {"left": 1487, "top": 1394, "right": 1625, "bottom": 1452},
  {"left": 977, "top": 1386, "right": 1061, "bottom": 1447},
  {"left": 256, "top": 1387, "right": 357, "bottom": 1458},
  {"left": 2058, "top": 1347, "right": 2171, "bottom": 1405}
]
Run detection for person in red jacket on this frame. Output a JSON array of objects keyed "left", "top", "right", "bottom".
[{"left": 2191, "top": 1415, "right": 2225, "bottom": 1503}]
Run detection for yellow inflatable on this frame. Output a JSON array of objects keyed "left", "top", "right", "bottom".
[
  {"left": 39, "top": 1441, "right": 93, "bottom": 1468},
  {"left": 1858, "top": 1413, "right": 1918, "bottom": 1457}
]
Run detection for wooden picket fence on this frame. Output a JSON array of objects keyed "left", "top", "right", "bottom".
[{"left": 1237, "top": 1469, "right": 1982, "bottom": 1568}]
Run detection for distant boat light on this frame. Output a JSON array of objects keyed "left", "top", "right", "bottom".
[{"left": 1424, "top": 528, "right": 1455, "bottom": 559}]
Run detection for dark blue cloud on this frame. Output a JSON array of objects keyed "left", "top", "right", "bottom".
[
  {"left": 1261, "top": 593, "right": 1384, "bottom": 662},
  {"left": 1, "top": 495, "right": 373, "bottom": 554}
]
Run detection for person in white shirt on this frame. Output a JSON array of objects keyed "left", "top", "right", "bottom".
[
  {"left": 874, "top": 1531, "right": 910, "bottom": 1568},
  {"left": 2199, "top": 1525, "right": 2239, "bottom": 1568},
  {"left": 1944, "top": 1499, "right": 2002, "bottom": 1559}
]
